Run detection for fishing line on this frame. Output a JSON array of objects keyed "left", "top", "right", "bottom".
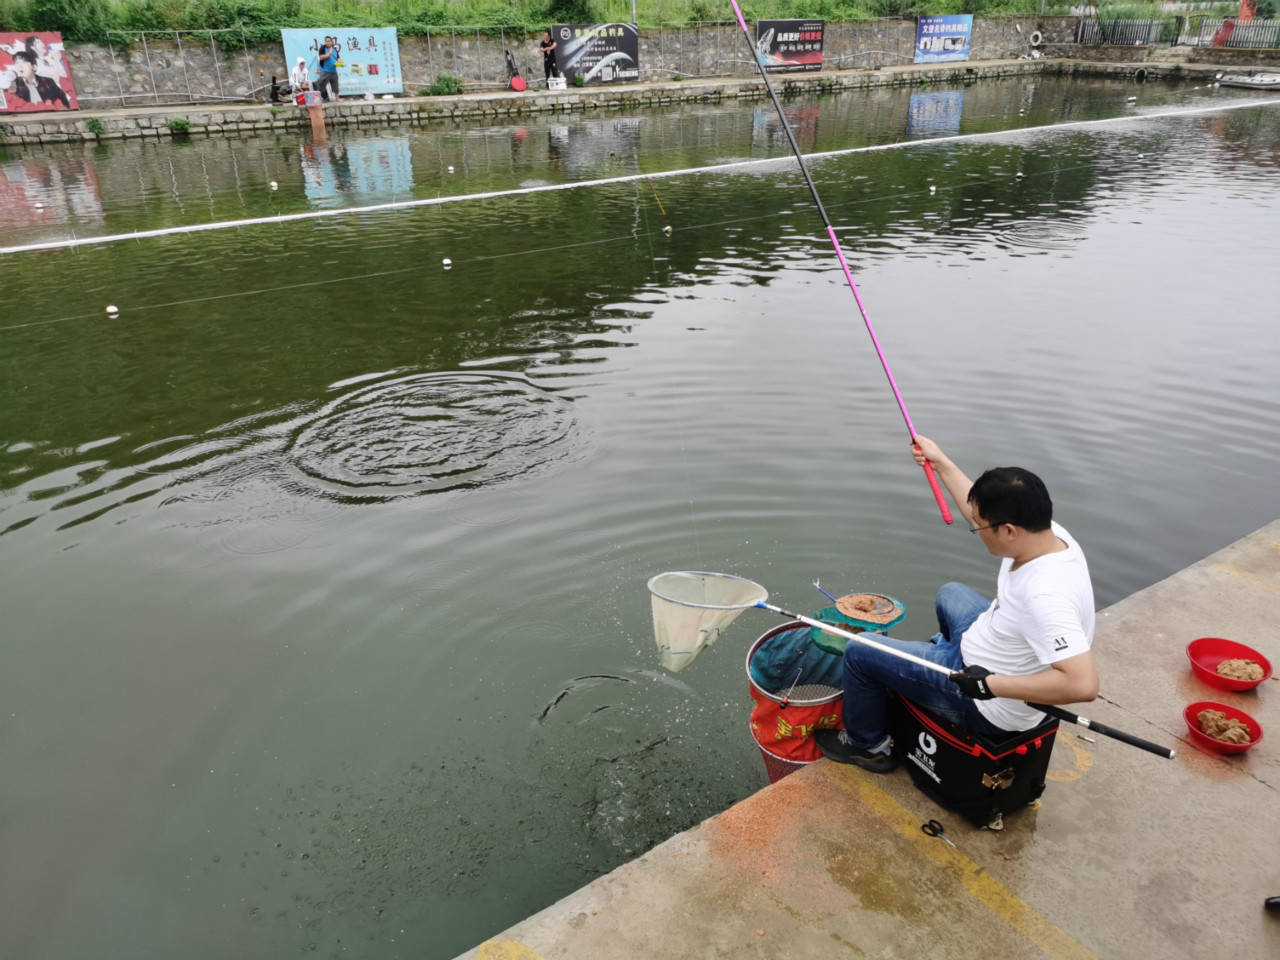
[
  {"left": 2, "top": 98, "right": 1272, "bottom": 258},
  {"left": 0, "top": 152, "right": 1181, "bottom": 336},
  {"left": 647, "top": 179, "right": 667, "bottom": 216},
  {"left": 730, "top": 0, "right": 951, "bottom": 523}
]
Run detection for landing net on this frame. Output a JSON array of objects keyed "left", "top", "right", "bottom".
[{"left": 647, "top": 571, "right": 768, "bottom": 673}]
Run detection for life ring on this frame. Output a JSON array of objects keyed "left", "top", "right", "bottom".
[{"left": 1029, "top": 30, "right": 1043, "bottom": 47}]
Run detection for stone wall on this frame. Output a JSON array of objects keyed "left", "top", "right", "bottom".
[
  {"left": 67, "top": 38, "right": 288, "bottom": 108},
  {"left": 0, "top": 59, "right": 1052, "bottom": 144},
  {"left": 3, "top": 57, "right": 1240, "bottom": 146},
  {"left": 1042, "top": 42, "right": 1151, "bottom": 62},
  {"left": 58, "top": 17, "right": 1085, "bottom": 107},
  {"left": 1187, "top": 45, "right": 1280, "bottom": 66}
]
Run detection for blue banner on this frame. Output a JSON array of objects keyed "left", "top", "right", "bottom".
[
  {"left": 281, "top": 28, "right": 403, "bottom": 97},
  {"left": 914, "top": 15, "right": 973, "bottom": 64}
]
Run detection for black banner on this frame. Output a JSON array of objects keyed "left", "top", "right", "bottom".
[
  {"left": 551, "top": 23, "right": 640, "bottom": 85},
  {"left": 754, "top": 19, "right": 825, "bottom": 73}
]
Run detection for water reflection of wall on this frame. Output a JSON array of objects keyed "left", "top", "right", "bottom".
[
  {"left": 545, "top": 116, "right": 644, "bottom": 174},
  {"left": 0, "top": 156, "right": 103, "bottom": 227},
  {"left": 300, "top": 136, "right": 413, "bottom": 206},
  {"left": 752, "top": 104, "right": 819, "bottom": 151},
  {"left": 906, "top": 90, "right": 964, "bottom": 139}
]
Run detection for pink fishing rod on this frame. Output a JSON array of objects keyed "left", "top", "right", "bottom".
[{"left": 728, "top": 1, "right": 952, "bottom": 524}]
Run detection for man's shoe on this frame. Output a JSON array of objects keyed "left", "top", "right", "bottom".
[{"left": 814, "top": 729, "right": 897, "bottom": 773}]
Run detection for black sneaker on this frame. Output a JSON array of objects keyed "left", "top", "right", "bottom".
[{"left": 814, "top": 730, "right": 897, "bottom": 773}]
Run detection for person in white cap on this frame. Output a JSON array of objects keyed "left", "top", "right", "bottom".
[{"left": 289, "top": 55, "right": 311, "bottom": 97}]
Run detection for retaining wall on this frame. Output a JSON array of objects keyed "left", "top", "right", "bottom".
[
  {"left": 1187, "top": 45, "right": 1280, "bottom": 65},
  {"left": 58, "top": 17, "right": 1081, "bottom": 109},
  {"left": 0, "top": 58, "right": 1238, "bottom": 146}
]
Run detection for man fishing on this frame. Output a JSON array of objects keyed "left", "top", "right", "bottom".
[{"left": 815, "top": 435, "right": 1099, "bottom": 772}]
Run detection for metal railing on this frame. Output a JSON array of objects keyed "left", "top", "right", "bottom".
[
  {"left": 1190, "top": 18, "right": 1280, "bottom": 48},
  {"left": 98, "top": 29, "right": 255, "bottom": 108},
  {"left": 1075, "top": 16, "right": 1280, "bottom": 48},
  {"left": 1075, "top": 18, "right": 1177, "bottom": 46}
]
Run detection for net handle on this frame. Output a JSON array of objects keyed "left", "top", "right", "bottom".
[{"left": 756, "top": 602, "right": 950, "bottom": 675}]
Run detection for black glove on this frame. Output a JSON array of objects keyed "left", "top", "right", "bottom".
[{"left": 948, "top": 664, "right": 995, "bottom": 700}]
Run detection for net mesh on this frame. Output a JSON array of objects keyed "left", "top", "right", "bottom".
[{"left": 647, "top": 571, "right": 768, "bottom": 672}]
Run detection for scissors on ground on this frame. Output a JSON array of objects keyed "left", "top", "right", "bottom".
[{"left": 921, "top": 819, "right": 956, "bottom": 848}]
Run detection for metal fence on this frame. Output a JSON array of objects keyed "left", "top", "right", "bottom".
[
  {"left": 98, "top": 29, "right": 258, "bottom": 107},
  {"left": 1189, "top": 18, "right": 1280, "bottom": 47},
  {"left": 1076, "top": 16, "right": 1280, "bottom": 48},
  {"left": 1075, "top": 18, "right": 1177, "bottom": 45}
]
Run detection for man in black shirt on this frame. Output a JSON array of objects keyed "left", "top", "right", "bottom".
[{"left": 539, "top": 31, "right": 560, "bottom": 83}]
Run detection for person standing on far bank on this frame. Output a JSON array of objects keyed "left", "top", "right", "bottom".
[
  {"left": 316, "top": 36, "right": 340, "bottom": 101},
  {"left": 539, "top": 30, "right": 559, "bottom": 83}
]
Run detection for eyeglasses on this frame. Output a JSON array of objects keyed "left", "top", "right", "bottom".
[{"left": 968, "top": 520, "right": 1003, "bottom": 534}]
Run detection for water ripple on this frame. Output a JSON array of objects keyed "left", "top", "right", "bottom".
[
  {"left": 284, "top": 372, "right": 585, "bottom": 501},
  {"left": 2, "top": 371, "right": 588, "bottom": 537}
]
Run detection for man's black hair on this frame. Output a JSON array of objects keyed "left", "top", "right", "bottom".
[
  {"left": 967, "top": 467, "right": 1053, "bottom": 533},
  {"left": 13, "top": 50, "right": 36, "bottom": 67}
]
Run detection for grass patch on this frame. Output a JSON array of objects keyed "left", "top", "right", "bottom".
[
  {"left": 84, "top": 116, "right": 105, "bottom": 135},
  {"left": 167, "top": 116, "right": 190, "bottom": 133},
  {"left": 426, "top": 74, "right": 465, "bottom": 95}
]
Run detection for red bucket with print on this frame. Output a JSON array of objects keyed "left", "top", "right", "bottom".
[{"left": 746, "top": 621, "right": 843, "bottom": 783}]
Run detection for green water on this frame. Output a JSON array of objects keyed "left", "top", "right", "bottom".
[{"left": 2, "top": 77, "right": 1279, "bottom": 958}]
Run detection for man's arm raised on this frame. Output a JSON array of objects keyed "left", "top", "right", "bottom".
[{"left": 910, "top": 434, "right": 975, "bottom": 527}]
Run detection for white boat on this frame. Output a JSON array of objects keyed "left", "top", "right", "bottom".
[{"left": 1218, "top": 72, "right": 1280, "bottom": 90}]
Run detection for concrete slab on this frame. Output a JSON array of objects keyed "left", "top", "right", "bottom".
[{"left": 456, "top": 521, "right": 1280, "bottom": 959}]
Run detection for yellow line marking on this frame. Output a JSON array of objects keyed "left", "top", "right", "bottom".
[
  {"left": 475, "top": 941, "right": 548, "bottom": 960},
  {"left": 1208, "top": 562, "right": 1280, "bottom": 595},
  {"left": 832, "top": 767, "right": 1097, "bottom": 960},
  {"left": 1046, "top": 732, "right": 1094, "bottom": 784}
]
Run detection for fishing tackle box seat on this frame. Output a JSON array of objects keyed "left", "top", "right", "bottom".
[{"left": 889, "top": 693, "right": 1058, "bottom": 830}]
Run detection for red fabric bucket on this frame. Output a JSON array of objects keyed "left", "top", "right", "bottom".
[{"left": 746, "top": 621, "right": 843, "bottom": 782}]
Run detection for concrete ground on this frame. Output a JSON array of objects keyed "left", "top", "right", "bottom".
[{"left": 457, "top": 521, "right": 1280, "bottom": 959}]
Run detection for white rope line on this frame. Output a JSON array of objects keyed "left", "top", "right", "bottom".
[{"left": 2, "top": 98, "right": 1273, "bottom": 258}]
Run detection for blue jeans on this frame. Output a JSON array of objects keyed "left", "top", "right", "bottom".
[{"left": 841, "top": 582, "right": 1009, "bottom": 749}]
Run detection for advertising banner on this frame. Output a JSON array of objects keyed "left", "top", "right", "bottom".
[
  {"left": 280, "top": 28, "right": 403, "bottom": 97},
  {"left": 754, "top": 20, "right": 825, "bottom": 73},
  {"left": 551, "top": 23, "right": 639, "bottom": 85},
  {"left": 906, "top": 90, "right": 964, "bottom": 138},
  {"left": 0, "top": 32, "right": 78, "bottom": 114},
  {"left": 914, "top": 15, "right": 973, "bottom": 64}
]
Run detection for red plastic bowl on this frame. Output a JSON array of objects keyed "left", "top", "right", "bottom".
[
  {"left": 1183, "top": 701, "right": 1263, "bottom": 756},
  {"left": 1186, "top": 637, "right": 1272, "bottom": 692}
]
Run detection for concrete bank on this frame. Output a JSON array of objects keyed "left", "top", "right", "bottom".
[
  {"left": 458, "top": 521, "right": 1280, "bottom": 959},
  {"left": 0, "top": 57, "right": 1235, "bottom": 147}
]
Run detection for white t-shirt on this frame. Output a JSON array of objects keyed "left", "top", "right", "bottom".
[{"left": 960, "top": 521, "right": 1095, "bottom": 731}]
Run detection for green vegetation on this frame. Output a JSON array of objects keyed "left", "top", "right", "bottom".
[
  {"left": 167, "top": 115, "right": 190, "bottom": 133},
  {"left": 84, "top": 115, "right": 105, "bottom": 134},
  {"left": 426, "top": 73, "right": 465, "bottom": 94},
  {"left": 573, "top": 72, "right": 586, "bottom": 86},
  {"left": 0, "top": 0, "right": 1247, "bottom": 46}
]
